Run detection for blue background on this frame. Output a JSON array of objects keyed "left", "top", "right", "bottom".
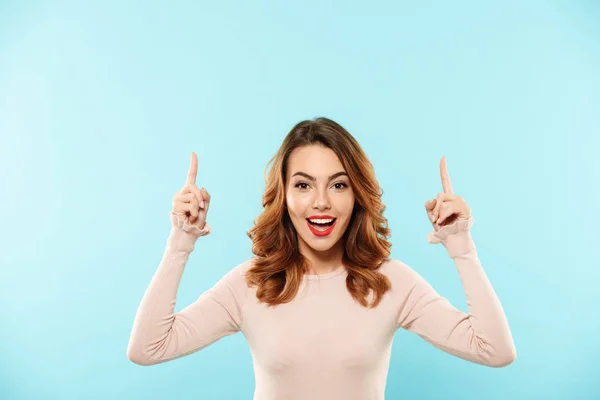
[{"left": 1, "top": 1, "right": 598, "bottom": 399}]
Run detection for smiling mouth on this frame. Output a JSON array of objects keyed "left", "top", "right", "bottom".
[
  {"left": 306, "top": 218, "right": 337, "bottom": 236},
  {"left": 306, "top": 218, "right": 337, "bottom": 227}
]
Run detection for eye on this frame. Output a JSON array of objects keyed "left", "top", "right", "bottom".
[
  {"left": 294, "top": 181, "right": 349, "bottom": 191},
  {"left": 295, "top": 181, "right": 310, "bottom": 190}
]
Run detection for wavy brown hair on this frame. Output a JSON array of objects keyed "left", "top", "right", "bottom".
[{"left": 245, "top": 117, "right": 392, "bottom": 308}]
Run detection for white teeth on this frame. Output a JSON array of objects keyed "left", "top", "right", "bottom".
[{"left": 308, "top": 218, "right": 334, "bottom": 224}]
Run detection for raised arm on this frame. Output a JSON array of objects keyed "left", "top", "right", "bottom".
[
  {"left": 126, "top": 152, "right": 247, "bottom": 366},
  {"left": 397, "top": 157, "right": 516, "bottom": 367},
  {"left": 397, "top": 219, "right": 516, "bottom": 368}
]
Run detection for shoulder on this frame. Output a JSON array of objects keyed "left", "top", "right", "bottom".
[
  {"left": 217, "top": 257, "right": 256, "bottom": 290},
  {"left": 227, "top": 257, "right": 254, "bottom": 275},
  {"left": 377, "top": 257, "right": 426, "bottom": 288},
  {"left": 377, "top": 257, "right": 413, "bottom": 276},
  {"left": 203, "top": 259, "right": 256, "bottom": 306}
]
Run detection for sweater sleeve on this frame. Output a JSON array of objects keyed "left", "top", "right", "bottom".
[
  {"left": 396, "top": 217, "right": 517, "bottom": 368},
  {"left": 126, "top": 213, "right": 248, "bottom": 366}
]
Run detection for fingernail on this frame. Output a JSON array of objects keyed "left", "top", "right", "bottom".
[{"left": 201, "top": 201, "right": 205, "bottom": 208}]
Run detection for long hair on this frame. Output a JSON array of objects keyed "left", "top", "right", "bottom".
[{"left": 246, "top": 117, "right": 392, "bottom": 308}]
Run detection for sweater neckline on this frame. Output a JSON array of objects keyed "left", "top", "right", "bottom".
[{"left": 303, "top": 264, "right": 346, "bottom": 280}]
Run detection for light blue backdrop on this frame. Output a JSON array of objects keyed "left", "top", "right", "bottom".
[{"left": 1, "top": 1, "right": 598, "bottom": 399}]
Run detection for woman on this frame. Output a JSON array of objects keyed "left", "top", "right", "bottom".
[{"left": 127, "top": 117, "right": 516, "bottom": 399}]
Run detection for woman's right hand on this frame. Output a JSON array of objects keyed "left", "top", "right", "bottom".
[{"left": 171, "top": 152, "right": 211, "bottom": 230}]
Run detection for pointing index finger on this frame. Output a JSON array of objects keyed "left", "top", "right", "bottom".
[
  {"left": 440, "top": 156, "right": 453, "bottom": 194},
  {"left": 187, "top": 152, "right": 198, "bottom": 185}
]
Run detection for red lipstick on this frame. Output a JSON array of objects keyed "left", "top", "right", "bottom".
[{"left": 306, "top": 216, "right": 337, "bottom": 237}]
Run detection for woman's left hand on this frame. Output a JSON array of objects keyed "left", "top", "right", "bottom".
[{"left": 425, "top": 156, "right": 471, "bottom": 230}]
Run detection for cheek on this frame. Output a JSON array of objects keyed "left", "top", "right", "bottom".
[
  {"left": 339, "top": 196, "right": 355, "bottom": 214},
  {"left": 286, "top": 193, "right": 308, "bottom": 217}
]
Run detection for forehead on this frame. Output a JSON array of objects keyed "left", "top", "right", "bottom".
[{"left": 287, "top": 145, "right": 345, "bottom": 175}]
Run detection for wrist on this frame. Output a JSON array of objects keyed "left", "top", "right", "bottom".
[{"left": 169, "top": 212, "right": 212, "bottom": 237}]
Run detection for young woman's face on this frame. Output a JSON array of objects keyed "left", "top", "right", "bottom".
[{"left": 285, "top": 145, "right": 355, "bottom": 255}]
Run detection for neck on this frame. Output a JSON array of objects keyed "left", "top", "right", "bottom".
[{"left": 299, "top": 238, "right": 344, "bottom": 275}]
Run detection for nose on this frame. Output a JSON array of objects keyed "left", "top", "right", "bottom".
[{"left": 312, "top": 187, "right": 331, "bottom": 210}]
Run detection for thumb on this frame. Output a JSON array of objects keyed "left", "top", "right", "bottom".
[
  {"left": 425, "top": 199, "right": 436, "bottom": 211},
  {"left": 199, "top": 187, "right": 211, "bottom": 208},
  {"left": 188, "top": 184, "right": 203, "bottom": 205}
]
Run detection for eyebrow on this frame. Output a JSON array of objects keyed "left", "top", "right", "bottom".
[{"left": 292, "top": 171, "right": 348, "bottom": 182}]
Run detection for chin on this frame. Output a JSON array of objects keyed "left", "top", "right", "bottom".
[
  {"left": 301, "top": 230, "right": 344, "bottom": 252},
  {"left": 306, "top": 240, "right": 338, "bottom": 252}
]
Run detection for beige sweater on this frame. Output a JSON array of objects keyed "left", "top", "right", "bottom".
[{"left": 127, "top": 213, "right": 516, "bottom": 400}]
